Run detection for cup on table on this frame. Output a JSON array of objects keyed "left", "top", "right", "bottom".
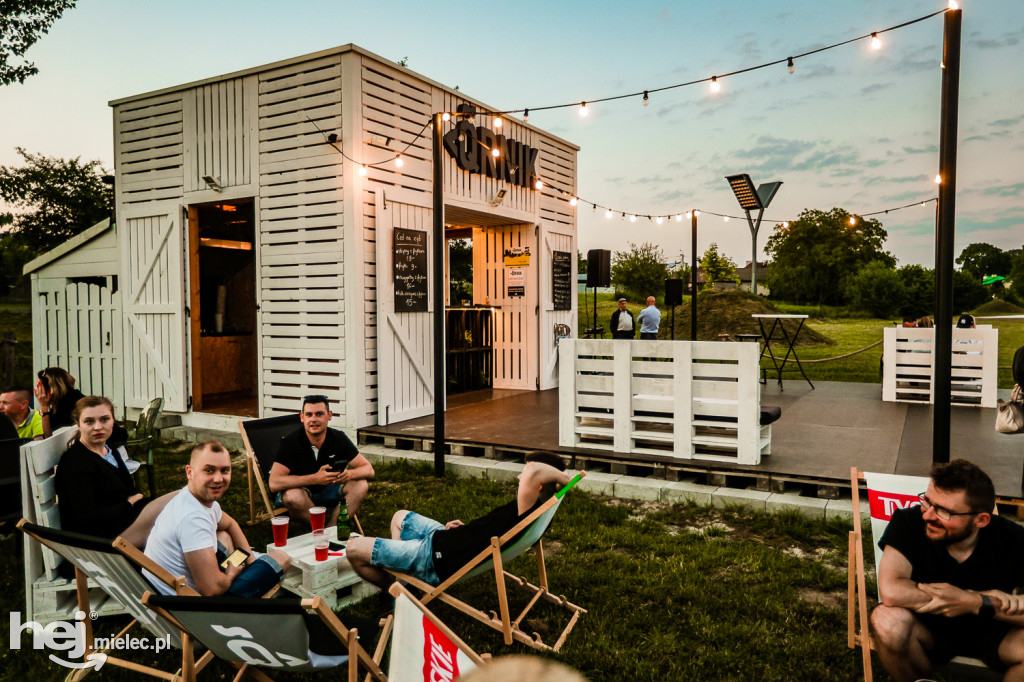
[
  {"left": 271, "top": 516, "right": 289, "bottom": 547},
  {"left": 314, "top": 532, "right": 329, "bottom": 562},
  {"left": 309, "top": 506, "right": 326, "bottom": 532}
]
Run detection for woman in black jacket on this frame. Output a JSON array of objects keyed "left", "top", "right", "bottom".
[
  {"left": 34, "top": 367, "right": 85, "bottom": 438},
  {"left": 54, "top": 395, "right": 173, "bottom": 548}
]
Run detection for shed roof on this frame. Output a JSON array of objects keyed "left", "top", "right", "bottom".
[
  {"left": 23, "top": 218, "right": 112, "bottom": 275},
  {"left": 108, "top": 44, "right": 579, "bottom": 152}
]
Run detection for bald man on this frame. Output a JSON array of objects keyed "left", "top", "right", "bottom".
[
  {"left": 0, "top": 387, "right": 43, "bottom": 441},
  {"left": 348, "top": 451, "right": 569, "bottom": 589},
  {"left": 637, "top": 296, "right": 661, "bottom": 340}
]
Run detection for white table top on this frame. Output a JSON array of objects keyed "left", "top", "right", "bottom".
[
  {"left": 751, "top": 314, "right": 809, "bottom": 319},
  {"left": 267, "top": 526, "right": 349, "bottom": 572}
]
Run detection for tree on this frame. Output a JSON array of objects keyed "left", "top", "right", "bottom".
[
  {"left": 955, "top": 243, "right": 1013, "bottom": 280},
  {"left": 952, "top": 270, "right": 989, "bottom": 312},
  {"left": 0, "top": 147, "right": 112, "bottom": 255},
  {"left": 447, "top": 238, "right": 472, "bottom": 301},
  {"left": 698, "top": 243, "right": 739, "bottom": 287},
  {"left": 1, "top": 1, "right": 77, "bottom": 85},
  {"left": 577, "top": 250, "right": 587, "bottom": 274},
  {"left": 845, "top": 261, "right": 906, "bottom": 317},
  {"left": 764, "top": 207, "right": 894, "bottom": 306},
  {"left": 897, "top": 264, "right": 934, "bottom": 318},
  {"left": 610, "top": 242, "right": 666, "bottom": 301}
]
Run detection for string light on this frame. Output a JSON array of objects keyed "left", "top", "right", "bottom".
[
  {"left": 359, "top": 164, "right": 368, "bottom": 176},
  {"left": 494, "top": 116, "right": 502, "bottom": 129},
  {"left": 523, "top": 109, "right": 529, "bottom": 123},
  {"left": 694, "top": 210, "right": 700, "bottom": 217},
  {"left": 534, "top": 178, "right": 544, "bottom": 190},
  {"left": 656, "top": 216, "right": 663, "bottom": 225},
  {"left": 710, "top": 76, "right": 720, "bottom": 93},
  {"left": 782, "top": 221, "right": 789, "bottom": 228},
  {"left": 491, "top": 147, "right": 500, "bottom": 158},
  {"left": 629, "top": 214, "right": 637, "bottom": 222},
  {"left": 675, "top": 214, "right": 683, "bottom": 222},
  {"left": 787, "top": 57, "right": 795, "bottom": 74},
  {"left": 441, "top": 112, "right": 451, "bottom": 122},
  {"left": 686, "top": 211, "right": 693, "bottom": 219},
  {"left": 871, "top": 32, "right": 881, "bottom": 50},
  {"left": 949, "top": 0, "right": 959, "bottom": 8},
  {"left": 723, "top": 215, "right": 729, "bottom": 222},
  {"left": 643, "top": 91, "right": 649, "bottom": 106},
  {"left": 849, "top": 216, "right": 857, "bottom": 225},
  {"left": 578, "top": 101, "right": 589, "bottom": 117},
  {"left": 605, "top": 210, "right": 613, "bottom": 219},
  {"left": 569, "top": 196, "right": 578, "bottom": 206},
  {"left": 395, "top": 156, "right": 404, "bottom": 168},
  {"left": 934, "top": 174, "right": 942, "bottom": 184}
]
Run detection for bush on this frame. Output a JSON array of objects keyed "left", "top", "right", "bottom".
[{"left": 845, "top": 261, "right": 906, "bottom": 317}]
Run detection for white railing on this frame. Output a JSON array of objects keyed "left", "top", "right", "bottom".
[
  {"left": 558, "top": 339, "right": 769, "bottom": 465},
  {"left": 881, "top": 326, "right": 998, "bottom": 408}
]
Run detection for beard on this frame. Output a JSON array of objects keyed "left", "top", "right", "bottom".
[{"left": 926, "top": 521, "right": 974, "bottom": 546}]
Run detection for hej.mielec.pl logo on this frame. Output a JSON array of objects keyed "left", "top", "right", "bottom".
[{"left": 10, "top": 610, "right": 171, "bottom": 670}]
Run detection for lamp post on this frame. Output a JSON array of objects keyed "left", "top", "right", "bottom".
[
  {"left": 690, "top": 210, "right": 699, "bottom": 341},
  {"left": 431, "top": 112, "right": 446, "bottom": 477},
  {"left": 725, "top": 174, "right": 782, "bottom": 295}
]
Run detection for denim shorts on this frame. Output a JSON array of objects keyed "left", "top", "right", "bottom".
[
  {"left": 274, "top": 484, "right": 343, "bottom": 509},
  {"left": 370, "top": 512, "right": 443, "bottom": 586}
]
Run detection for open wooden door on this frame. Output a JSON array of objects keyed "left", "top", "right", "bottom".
[
  {"left": 375, "top": 191, "right": 436, "bottom": 425},
  {"left": 121, "top": 203, "right": 189, "bottom": 412}
]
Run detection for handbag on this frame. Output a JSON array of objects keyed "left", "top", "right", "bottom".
[{"left": 996, "top": 385, "right": 1024, "bottom": 434}]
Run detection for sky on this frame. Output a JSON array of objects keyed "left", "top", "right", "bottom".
[{"left": 1, "top": 0, "right": 1021, "bottom": 269}]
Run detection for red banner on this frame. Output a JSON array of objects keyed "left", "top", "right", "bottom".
[
  {"left": 421, "top": 614, "right": 461, "bottom": 682},
  {"left": 868, "top": 489, "right": 921, "bottom": 521}
]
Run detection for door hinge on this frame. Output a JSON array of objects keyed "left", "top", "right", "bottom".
[
  {"left": 185, "top": 305, "right": 190, "bottom": 316},
  {"left": 187, "top": 394, "right": 193, "bottom": 409}
]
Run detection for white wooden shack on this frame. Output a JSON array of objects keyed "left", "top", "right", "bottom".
[{"left": 26, "top": 44, "right": 579, "bottom": 431}]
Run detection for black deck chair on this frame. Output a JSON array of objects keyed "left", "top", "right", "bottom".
[
  {"left": 238, "top": 414, "right": 300, "bottom": 525},
  {"left": 142, "top": 592, "right": 387, "bottom": 682}
]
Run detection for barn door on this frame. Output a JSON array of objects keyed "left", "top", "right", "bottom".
[
  {"left": 121, "top": 203, "right": 189, "bottom": 411},
  {"left": 375, "top": 191, "right": 436, "bottom": 425}
]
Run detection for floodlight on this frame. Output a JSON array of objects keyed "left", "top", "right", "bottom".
[
  {"left": 724, "top": 173, "right": 783, "bottom": 295},
  {"left": 757, "top": 181, "right": 783, "bottom": 208},
  {"left": 726, "top": 174, "right": 762, "bottom": 210}
]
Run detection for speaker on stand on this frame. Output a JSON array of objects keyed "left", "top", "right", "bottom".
[
  {"left": 665, "top": 279, "right": 684, "bottom": 340},
  {"left": 585, "top": 249, "right": 611, "bottom": 338}
]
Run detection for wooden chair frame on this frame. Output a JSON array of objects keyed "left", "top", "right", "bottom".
[
  {"left": 141, "top": 592, "right": 388, "bottom": 682},
  {"left": 390, "top": 471, "right": 587, "bottom": 652}
]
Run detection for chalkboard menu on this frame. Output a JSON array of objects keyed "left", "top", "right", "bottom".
[
  {"left": 552, "top": 250, "right": 572, "bottom": 311},
  {"left": 394, "top": 228, "right": 428, "bottom": 312}
]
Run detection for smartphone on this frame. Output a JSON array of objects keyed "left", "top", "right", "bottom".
[
  {"left": 328, "top": 541, "right": 345, "bottom": 552},
  {"left": 220, "top": 548, "right": 250, "bottom": 570}
]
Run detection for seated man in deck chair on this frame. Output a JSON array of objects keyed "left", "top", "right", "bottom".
[
  {"left": 870, "top": 459, "right": 1024, "bottom": 681},
  {"left": 144, "top": 439, "right": 291, "bottom": 597},
  {"left": 347, "top": 451, "right": 568, "bottom": 589},
  {"left": 269, "top": 394, "right": 375, "bottom": 526}
]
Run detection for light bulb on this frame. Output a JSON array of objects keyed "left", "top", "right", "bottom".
[
  {"left": 605, "top": 210, "right": 613, "bottom": 219},
  {"left": 395, "top": 156, "right": 404, "bottom": 168},
  {"left": 569, "top": 196, "right": 578, "bottom": 207},
  {"left": 592, "top": 204, "right": 596, "bottom": 213},
  {"left": 685, "top": 211, "right": 692, "bottom": 219},
  {"left": 643, "top": 91, "right": 649, "bottom": 107},
  {"left": 494, "top": 116, "right": 502, "bottom": 129},
  {"left": 693, "top": 210, "right": 700, "bottom": 217},
  {"left": 441, "top": 112, "right": 451, "bottom": 122},
  {"left": 935, "top": 174, "right": 942, "bottom": 184},
  {"left": 523, "top": 109, "right": 529, "bottom": 123},
  {"left": 782, "top": 221, "right": 789, "bottom": 228},
  {"left": 491, "top": 147, "right": 500, "bottom": 158},
  {"left": 849, "top": 216, "right": 857, "bottom": 226},
  {"left": 949, "top": 0, "right": 959, "bottom": 8},
  {"left": 656, "top": 217, "right": 663, "bottom": 225},
  {"left": 534, "top": 179, "right": 543, "bottom": 190},
  {"left": 579, "top": 102, "right": 588, "bottom": 117},
  {"left": 629, "top": 214, "right": 637, "bottom": 223},
  {"left": 787, "top": 57, "right": 795, "bottom": 74},
  {"left": 359, "top": 164, "right": 368, "bottom": 176},
  {"left": 710, "top": 76, "right": 720, "bottom": 93},
  {"left": 723, "top": 215, "right": 730, "bottom": 222},
  {"left": 675, "top": 214, "right": 682, "bottom": 222},
  {"left": 921, "top": 201, "right": 927, "bottom": 207},
  {"left": 871, "top": 33, "right": 881, "bottom": 50}
]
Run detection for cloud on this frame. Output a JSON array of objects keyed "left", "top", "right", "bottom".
[
  {"left": 963, "top": 134, "right": 989, "bottom": 143},
  {"left": 969, "top": 27, "right": 1024, "bottom": 50},
  {"left": 860, "top": 82, "right": 893, "bottom": 95},
  {"left": 982, "top": 182, "right": 1024, "bottom": 198},
  {"left": 901, "top": 144, "right": 937, "bottom": 154},
  {"left": 989, "top": 115, "right": 1024, "bottom": 128},
  {"left": 864, "top": 174, "right": 929, "bottom": 186},
  {"left": 633, "top": 174, "right": 675, "bottom": 185}
]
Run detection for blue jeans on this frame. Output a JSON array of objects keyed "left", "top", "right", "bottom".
[
  {"left": 370, "top": 512, "right": 443, "bottom": 586},
  {"left": 216, "top": 545, "right": 285, "bottom": 598}
]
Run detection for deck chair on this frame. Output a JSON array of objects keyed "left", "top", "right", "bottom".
[
  {"left": 390, "top": 470, "right": 588, "bottom": 652},
  {"left": 387, "top": 582, "right": 486, "bottom": 681},
  {"left": 239, "top": 414, "right": 300, "bottom": 525},
  {"left": 126, "top": 397, "right": 164, "bottom": 497},
  {"left": 17, "top": 518, "right": 211, "bottom": 681},
  {"left": 848, "top": 467, "right": 996, "bottom": 681},
  {"left": 141, "top": 591, "right": 388, "bottom": 682}
]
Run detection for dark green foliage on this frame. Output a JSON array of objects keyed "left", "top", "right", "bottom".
[
  {"left": 0, "top": 1, "right": 76, "bottom": 85},
  {"left": 898, "top": 264, "right": 934, "bottom": 318},
  {"left": 845, "top": 261, "right": 906, "bottom": 318},
  {"left": 610, "top": 241, "right": 666, "bottom": 302},
  {"left": 956, "top": 242, "right": 1014, "bottom": 280},
  {"left": 765, "top": 208, "right": 894, "bottom": 306},
  {"left": 952, "top": 269, "right": 990, "bottom": 313},
  {"left": 699, "top": 242, "right": 739, "bottom": 286}
]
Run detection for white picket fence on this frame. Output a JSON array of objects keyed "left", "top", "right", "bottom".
[
  {"left": 558, "top": 339, "right": 770, "bottom": 465},
  {"left": 881, "top": 326, "right": 998, "bottom": 408}
]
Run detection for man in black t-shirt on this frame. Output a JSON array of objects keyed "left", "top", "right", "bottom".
[
  {"left": 871, "top": 459, "right": 1024, "bottom": 681},
  {"left": 346, "top": 451, "right": 568, "bottom": 589},
  {"left": 268, "top": 395, "right": 375, "bottom": 526}
]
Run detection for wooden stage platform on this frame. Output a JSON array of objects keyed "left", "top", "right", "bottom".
[{"left": 358, "top": 382, "right": 1024, "bottom": 500}]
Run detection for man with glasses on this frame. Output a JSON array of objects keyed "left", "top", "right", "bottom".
[
  {"left": 268, "top": 395, "right": 374, "bottom": 528},
  {"left": 871, "top": 459, "right": 1024, "bottom": 681}
]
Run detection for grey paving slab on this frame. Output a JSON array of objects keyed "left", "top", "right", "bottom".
[
  {"left": 712, "top": 488, "right": 772, "bottom": 512},
  {"left": 576, "top": 471, "right": 621, "bottom": 496},
  {"left": 766, "top": 492, "right": 828, "bottom": 519},
  {"left": 613, "top": 476, "right": 663, "bottom": 502},
  {"left": 661, "top": 480, "right": 716, "bottom": 506}
]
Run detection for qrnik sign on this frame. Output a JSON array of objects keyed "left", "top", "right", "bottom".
[{"left": 442, "top": 106, "right": 539, "bottom": 188}]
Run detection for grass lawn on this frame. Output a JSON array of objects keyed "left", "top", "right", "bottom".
[{"left": 2, "top": 438, "right": 880, "bottom": 681}]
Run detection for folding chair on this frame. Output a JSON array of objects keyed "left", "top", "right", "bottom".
[
  {"left": 126, "top": 397, "right": 164, "bottom": 497},
  {"left": 239, "top": 415, "right": 300, "bottom": 525},
  {"left": 390, "top": 471, "right": 588, "bottom": 652},
  {"left": 17, "top": 519, "right": 211, "bottom": 681},
  {"left": 387, "top": 582, "right": 486, "bottom": 681},
  {"left": 847, "top": 467, "right": 995, "bottom": 681},
  {"left": 141, "top": 591, "right": 388, "bottom": 682}
]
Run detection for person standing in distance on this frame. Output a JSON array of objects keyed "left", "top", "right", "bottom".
[
  {"left": 610, "top": 298, "right": 635, "bottom": 340},
  {"left": 637, "top": 296, "right": 662, "bottom": 340}
]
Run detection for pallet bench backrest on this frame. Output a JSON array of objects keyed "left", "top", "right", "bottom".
[{"left": 20, "top": 426, "right": 78, "bottom": 581}]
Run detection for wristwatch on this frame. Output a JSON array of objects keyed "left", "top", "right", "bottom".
[{"left": 978, "top": 594, "right": 996, "bottom": 618}]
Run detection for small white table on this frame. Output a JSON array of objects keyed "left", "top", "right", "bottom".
[
  {"left": 266, "top": 526, "right": 378, "bottom": 610},
  {"left": 752, "top": 313, "right": 814, "bottom": 390}
]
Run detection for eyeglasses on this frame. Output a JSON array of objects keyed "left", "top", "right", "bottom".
[{"left": 917, "top": 493, "right": 981, "bottom": 521}]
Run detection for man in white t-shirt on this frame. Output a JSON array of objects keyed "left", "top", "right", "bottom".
[{"left": 144, "top": 440, "right": 291, "bottom": 596}]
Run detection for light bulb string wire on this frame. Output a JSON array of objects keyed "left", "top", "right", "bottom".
[
  {"left": 307, "top": 114, "right": 433, "bottom": 168},
  {"left": 695, "top": 198, "right": 937, "bottom": 226}
]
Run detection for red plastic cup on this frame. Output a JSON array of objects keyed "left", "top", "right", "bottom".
[
  {"left": 314, "top": 541, "right": 329, "bottom": 562},
  {"left": 271, "top": 517, "right": 289, "bottom": 547},
  {"left": 309, "top": 506, "right": 326, "bottom": 532}
]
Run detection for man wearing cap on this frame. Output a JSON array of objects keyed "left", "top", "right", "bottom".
[
  {"left": 268, "top": 395, "right": 374, "bottom": 526},
  {"left": 610, "top": 298, "right": 635, "bottom": 339}
]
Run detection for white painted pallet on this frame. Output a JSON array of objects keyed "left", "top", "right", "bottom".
[{"left": 881, "top": 326, "right": 998, "bottom": 408}]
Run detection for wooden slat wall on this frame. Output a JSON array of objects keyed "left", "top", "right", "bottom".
[
  {"left": 183, "top": 77, "right": 253, "bottom": 192},
  {"left": 116, "top": 93, "right": 185, "bottom": 205},
  {"left": 536, "top": 137, "right": 576, "bottom": 232},
  {"left": 257, "top": 55, "right": 347, "bottom": 416}
]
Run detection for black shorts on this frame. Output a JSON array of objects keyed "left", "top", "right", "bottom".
[{"left": 919, "top": 614, "right": 1012, "bottom": 670}]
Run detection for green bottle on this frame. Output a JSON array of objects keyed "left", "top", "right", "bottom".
[{"left": 338, "top": 504, "right": 351, "bottom": 540}]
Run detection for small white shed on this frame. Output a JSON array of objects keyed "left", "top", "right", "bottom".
[{"left": 35, "top": 44, "right": 579, "bottom": 431}]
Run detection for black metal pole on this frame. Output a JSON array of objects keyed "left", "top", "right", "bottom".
[
  {"left": 933, "top": 8, "right": 961, "bottom": 465},
  {"left": 691, "top": 211, "right": 698, "bottom": 341},
  {"left": 431, "top": 113, "right": 446, "bottom": 477},
  {"left": 593, "top": 287, "right": 597, "bottom": 337}
]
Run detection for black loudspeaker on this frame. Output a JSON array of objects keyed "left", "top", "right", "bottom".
[
  {"left": 586, "top": 249, "right": 611, "bottom": 288},
  {"left": 665, "top": 278, "right": 684, "bottom": 306}
]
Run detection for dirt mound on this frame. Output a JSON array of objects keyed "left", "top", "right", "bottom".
[
  {"left": 972, "top": 299, "right": 1024, "bottom": 316},
  {"left": 665, "top": 289, "right": 833, "bottom": 346}
]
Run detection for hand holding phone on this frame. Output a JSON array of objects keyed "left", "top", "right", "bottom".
[{"left": 220, "top": 548, "right": 250, "bottom": 570}]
